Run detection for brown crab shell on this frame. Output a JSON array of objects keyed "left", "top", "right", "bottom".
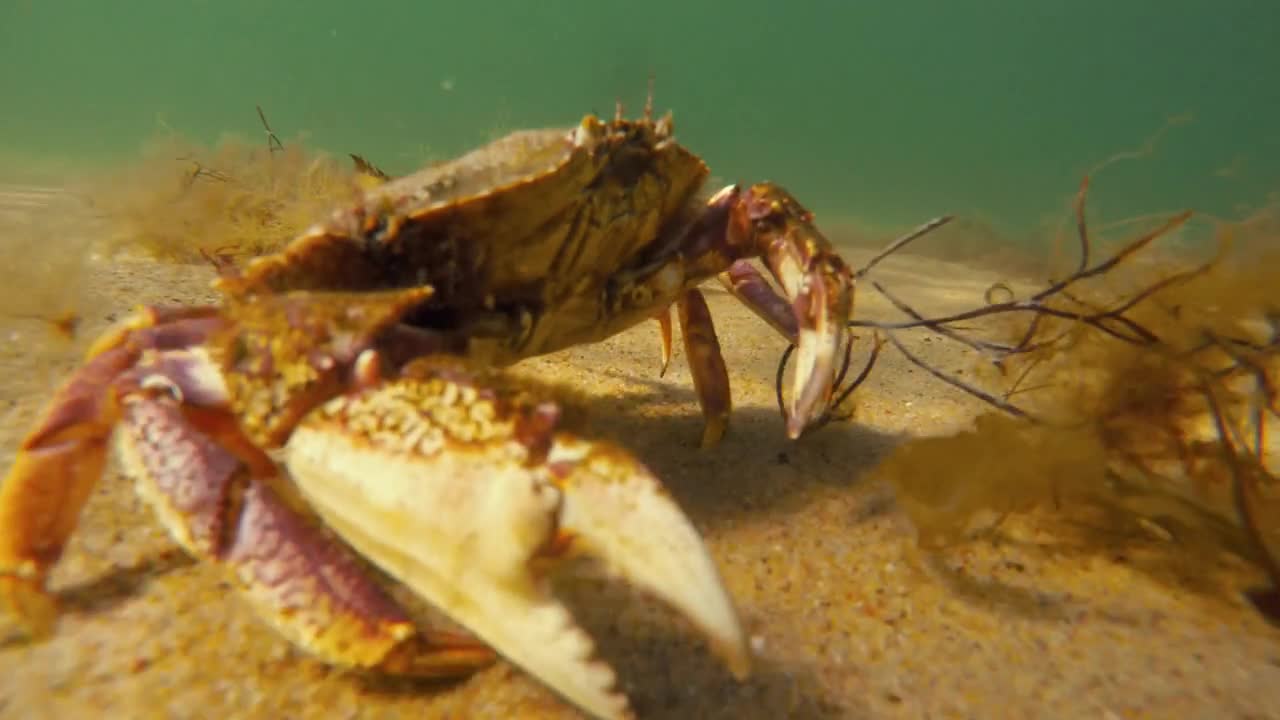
[{"left": 216, "top": 114, "right": 715, "bottom": 364}]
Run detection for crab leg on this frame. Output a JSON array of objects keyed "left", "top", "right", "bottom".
[
  {"left": 0, "top": 310, "right": 224, "bottom": 635},
  {"left": 676, "top": 288, "right": 732, "bottom": 448},
  {"left": 717, "top": 259, "right": 800, "bottom": 342},
  {"left": 114, "top": 392, "right": 496, "bottom": 675},
  {"left": 282, "top": 358, "right": 749, "bottom": 720},
  {"left": 652, "top": 306, "right": 674, "bottom": 377}
]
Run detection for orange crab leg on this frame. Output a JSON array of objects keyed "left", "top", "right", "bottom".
[
  {"left": 0, "top": 311, "right": 225, "bottom": 636},
  {"left": 0, "top": 339, "right": 153, "bottom": 634},
  {"left": 676, "top": 289, "right": 732, "bottom": 448},
  {"left": 652, "top": 306, "right": 674, "bottom": 378}
]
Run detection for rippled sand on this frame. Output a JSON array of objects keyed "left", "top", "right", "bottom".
[{"left": 1, "top": 187, "right": 1278, "bottom": 719}]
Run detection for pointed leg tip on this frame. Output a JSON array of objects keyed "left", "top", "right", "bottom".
[
  {"left": 699, "top": 416, "right": 728, "bottom": 448},
  {"left": 784, "top": 414, "right": 806, "bottom": 440},
  {"left": 378, "top": 632, "right": 500, "bottom": 677},
  {"left": 0, "top": 576, "right": 58, "bottom": 640}
]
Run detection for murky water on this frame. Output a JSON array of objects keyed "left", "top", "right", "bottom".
[{"left": 3, "top": 2, "right": 1277, "bottom": 234}]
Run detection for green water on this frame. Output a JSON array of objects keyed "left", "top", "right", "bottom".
[{"left": 2, "top": 1, "right": 1276, "bottom": 238}]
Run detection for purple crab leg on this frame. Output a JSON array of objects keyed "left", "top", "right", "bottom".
[
  {"left": 114, "top": 391, "right": 497, "bottom": 676},
  {"left": 0, "top": 310, "right": 231, "bottom": 636},
  {"left": 717, "top": 259, "right": 799, "bottom": 342}
]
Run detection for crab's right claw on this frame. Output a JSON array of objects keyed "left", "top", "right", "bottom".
[{"left": 282, "top": 362, "right": 748, "bottom": 720}]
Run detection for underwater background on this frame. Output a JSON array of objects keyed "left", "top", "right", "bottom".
[{"left": 1, "top": 0, "right": 1277, "bottom": 240}]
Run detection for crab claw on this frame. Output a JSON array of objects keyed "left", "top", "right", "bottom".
[
  {"left": 733, "top": 183, "right": 853, "bottom": 438},
  {"left": 282, "top": 360, "right": 748, "bottom": 720},
  {"left": 785, "top": 255, "right": 851, "bottom": 438},
  {"left": 549, "top": 434, "right": 750, "bottom": 676}
]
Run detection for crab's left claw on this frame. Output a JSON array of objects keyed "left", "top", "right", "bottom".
[
  {"left": 731, "top": 183, "right": 853, "bottom": 438},
  {"left": 282, "top": 359, "right": 748, "bottom": 720},
  {"left": 784, "top": 252, "right": 851, "bottom": 439}
]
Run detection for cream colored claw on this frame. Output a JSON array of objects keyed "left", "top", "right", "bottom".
[{"left": 281, "top": 372, "right": 748, "bottom": 720}]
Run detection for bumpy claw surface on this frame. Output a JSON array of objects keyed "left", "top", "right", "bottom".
[{"left": 282, "top": 359, "right": 749, "bottom": 720}]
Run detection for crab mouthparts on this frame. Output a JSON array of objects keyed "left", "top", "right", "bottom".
[{"left": 283, "top": 382, "right": 748, "bottom": 720}]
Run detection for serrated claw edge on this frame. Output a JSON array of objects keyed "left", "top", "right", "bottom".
[{"left": 282, "top": 367, "right": 746, "bottom": 720}]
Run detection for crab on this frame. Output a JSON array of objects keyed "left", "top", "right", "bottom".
[{"left": 0, "top": 105, "right": 856, "bottom": 719}]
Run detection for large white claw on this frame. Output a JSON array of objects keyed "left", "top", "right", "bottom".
[
  {"left": 281, "top": 372, "right": 748, "bottom": 720},
  {"left": 549, "top": 435, "right": 751, "bottom": 681}
]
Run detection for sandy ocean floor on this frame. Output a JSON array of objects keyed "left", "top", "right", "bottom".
[{"left": 2, "top": 185, "right": 1280, "bottom": 720}]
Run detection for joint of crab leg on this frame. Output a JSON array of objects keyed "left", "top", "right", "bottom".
[
  {"left": 84, "top": 306, "right": 225, "bottom": 361},
  {"left": 352, "top": 348, "right": 384, "bottom": 389}
]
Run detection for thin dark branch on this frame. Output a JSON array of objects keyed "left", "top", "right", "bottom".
[
  {"left": 830, "top": 330, "right": 857, "bottom": 394},
  {"left": 852, "top": 207, "right": 1193, "bottom": 337},
  {"left": 779, "top": 172, "right": 1209, "bottom": 427},
  {"left": 1073, "top": 176, "right": 1092, "bottom": 274},
  {"left": 774, "top": 344, "right": 794, "bottom": 420},
  {"left": 257, "top": 104, "right": 284, "bottom": 155},
  {"left": 984, "top": 282, "right": 1015, "bottom": 305},
  {"left": 1202, "top": 329, "right": 1280, "bottom": 419},
  {"left": 177, "top": 157, "right": 233, "bottom": 191},
  {"left": 852, "top": 295, "right": 1160, "bottom": 344},
  {"left": 854, "top": 216, "right": 955, "bottom": 279},
  {"left": 882, "top": 331, "right": 1038, "bottom": 420},
  {"left": 1003, "top": 353, "right": 1048, "bottom": 400},
  {"left": 775, "top": 332, "right": 884, "bottom": 435},
  {"left": 1032, "top": 208, "right": 1193, "bottom": 303},
  {"left": 1203, "top": 383, "right": 1280, "bottom": 588},
  {"left": 871, "top": 280, "right": 1021, "bottom": 358},
  {"left": 831, "top": 333, "right": 883, "bottom": 412}
]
